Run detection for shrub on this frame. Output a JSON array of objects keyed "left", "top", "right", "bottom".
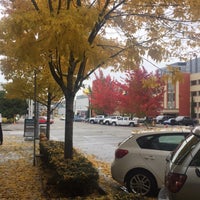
[{"left": 39, "top": 140, "right": 99, "bottom": 196}]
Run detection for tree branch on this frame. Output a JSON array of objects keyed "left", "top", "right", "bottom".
[
  {"left": 48, "top": 0, "right": 54, "bottom": 13},
  {"left": 88, "top": 0, "right": 125, "bottom": 44},
  {"left": 57, "top": 0, "right": 61, "bottom": 14},
  {"left": 31, "top": 0, "right": 40, "bottom": 11}
]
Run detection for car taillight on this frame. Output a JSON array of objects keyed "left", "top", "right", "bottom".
[
  {"left": 165, "top": 172, "right": 187, "bottom": 193},
  {"left": 115, "top": 149, "right": 129, "bottom": 158}
]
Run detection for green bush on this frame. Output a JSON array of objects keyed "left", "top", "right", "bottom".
[{"left": 39, "top": 140, "right": 99, "bottom": 196}]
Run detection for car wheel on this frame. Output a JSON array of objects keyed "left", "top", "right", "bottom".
[
  {"left": 105, "top": 121, "right": 109, "bottom": 125},
  {"left": 90, "top": 120, "right": 94, "bottom": 124},
  {"left": 112, "top": 122, "right": 116, "bottom": 126},
  {"left": 125, "top": 170, "right": 157, "bottom": 196},
  {"left": 129, "top": 123, "right": 135, "bottom": 127}
]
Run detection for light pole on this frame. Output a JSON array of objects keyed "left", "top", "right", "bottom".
[{"left": 33, "top": 70, "right": 39, "bottom": 166}]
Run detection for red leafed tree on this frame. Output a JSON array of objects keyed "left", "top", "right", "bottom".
[
  {"left": 118, "top": 67, "right": 165, "bottom": 117},
  {"left": 90, "top": 69, "right": 120, "bottom": 115}
]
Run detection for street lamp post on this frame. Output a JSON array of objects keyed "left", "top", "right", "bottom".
[{"left": 33, "top": 70, "right": 39, "bottom": 166}]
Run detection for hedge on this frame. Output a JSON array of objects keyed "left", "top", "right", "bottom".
[{"left": 39, "top": 140, "right": 99, "bottom": 196}]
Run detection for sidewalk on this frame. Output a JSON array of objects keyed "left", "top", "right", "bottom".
[
  {"left": 0, "top": 121, "right": 46, "bottom": 200},
  {"left": 0, "top": 121, "right": 119, "bottom": 200},
  {"left": 0, "top": 120, "right": 157, "bottom": 200}
]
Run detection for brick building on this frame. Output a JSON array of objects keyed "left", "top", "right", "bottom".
[{"left": 160, "top": 56, "right": 200, "bottom": 121}]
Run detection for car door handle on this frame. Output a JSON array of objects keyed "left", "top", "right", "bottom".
[{"left": 144, "top": 155, "right": 155, "bottom": 160}]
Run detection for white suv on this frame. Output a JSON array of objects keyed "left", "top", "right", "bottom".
[
  {"left": 103, "top": 116, "right": 122, "bottom": 125},
  {"left": 111, "top": 128, "right": 191, "bottom": 196},
  {"left": 111, "top": 116, "right": 139, "bottom": 127},
  {"left": 158, "top": 127, "right": 200, "bottom": 200},
  {"left": 89, "top": 115, "right": 104, "bottom": 124}
]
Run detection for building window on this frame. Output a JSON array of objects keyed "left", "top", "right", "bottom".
[
  {"left": 167, "top": 81, "right": 175, "bottom": 109},
  {"left": 192, "top": 91, "right": 197, "bottom": 96},
  {"left": 167, "top": 93, "right": 175, "bottom": 109},
  {"left": 191, "top": 80, "right": 197, "bottom": 85}
]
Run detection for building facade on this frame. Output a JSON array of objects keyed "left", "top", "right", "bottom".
[
  {"left": 161, "top": 56, "right": 200, "bottom": 121},
  {"left": 74, "top": 95, "right": 89, "bottom": 118}
]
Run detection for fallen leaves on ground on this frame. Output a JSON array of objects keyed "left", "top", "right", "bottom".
[
  {"left": 0, "top": 134, "right": 156, "bottom": 200},
  {"left": 0, "top": 135, "right": 45, "bottom": 200}
]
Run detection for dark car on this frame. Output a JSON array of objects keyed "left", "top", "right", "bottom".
[
  {"left": 175, "top": 116, "right": 196, "bottom": 126},
  {"left": 163, "top": 118, "right": 177, "bottom": 126},
  {"left": 156, "top": 115, "right": 174, "bottom": 124}
]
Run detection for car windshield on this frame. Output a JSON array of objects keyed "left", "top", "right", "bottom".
[{"left": 171, "top": 134, "right": 200, "bottom": 165}]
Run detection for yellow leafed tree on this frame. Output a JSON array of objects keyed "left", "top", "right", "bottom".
[
  {"left": 0, "top": 0, "right": 199, "bottom": 158},
  {"left": 1, "top": 59, "right": 63, "bottom": 138}
]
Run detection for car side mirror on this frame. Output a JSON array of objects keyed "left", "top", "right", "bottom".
[{"left": 195, "top": 168, "right": 200, "bottom": 177}]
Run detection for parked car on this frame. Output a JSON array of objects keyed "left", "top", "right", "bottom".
[
  {"left": 175, "top": 116, "right": 196, "bottom": 126},
  {"left": 158, "top": 126, "right": 200, "bottom": 200},
  {"left": 156, "top": 115, "right": 174, "bottom": 124},
  {"left": 60, "top": 115, "right": 65, "bottom": 120},
  {"left": 103, "top": 116, "right": 113, "bottom": 125},
  {"left": 39, "top": 116, "right": 54, "bottom": 124},
  {"left": 111, "top": 116, "right": 139, "bottom": 127},
  {"left": 111, "top": 128, "right": 191, "bottom": 196},
  {"left": 103, "top": 115, "right": 122, "bottom": 125},
  {"left": 89, "top": 115, "right": 105, "bottom": 124},
  {"left": 74, "top": 115, "right": 85, "bottom": 122},
  {"left": 163, "top": 118, "right": 177, "bottom": 126}
]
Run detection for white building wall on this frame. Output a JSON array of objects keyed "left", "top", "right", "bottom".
[{"left": 74, "top": 95, "right": 89, "bottom": 117}]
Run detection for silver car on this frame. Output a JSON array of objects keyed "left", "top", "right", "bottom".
[
  {"left": 158, "top": 126, "right": 200, "bottom": 200},
  {"left": 111, "top": 128, "right": 191, "bottom": 196}
]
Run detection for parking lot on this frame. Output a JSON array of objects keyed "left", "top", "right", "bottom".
[{"left": 50, "top": 119, "right": 141, "bottom": 163}]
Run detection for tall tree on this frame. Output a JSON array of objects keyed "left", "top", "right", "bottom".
[
  {"left": 90, "top": 69, "right": 120, "bottom": 115},
  {"left": 0, "top": 91, "right": 28, "bottom": 119},
  {"left": 118, "top": 67, "right": 165, "bottom": 117},
  {"left": 1, "top": 61, "right": 63, "bottom": 139},
  {"left": 0, "top": 0, "right": 199, "bottom": 158}
]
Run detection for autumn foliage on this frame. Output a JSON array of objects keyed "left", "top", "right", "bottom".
[
  {"left": 119, "top": 67, "right": 165, "bottom": 117},
  {"left": 0, "top": 0, "right": 199, "bottom": 159},
  {"left": 90, "top": 67, "right": 165, "bottom": 117},
  {"left": 90, "top": 69, "right": 121, "bottom": 115}
]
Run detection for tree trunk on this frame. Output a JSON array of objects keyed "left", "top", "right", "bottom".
[{"left": 64, "top": 94, "right": 74, "bottom": 159}]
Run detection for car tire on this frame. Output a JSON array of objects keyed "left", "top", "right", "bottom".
[
  {"left": 112, "top": 122, "right": 116, "bottom": 126},
  {"left": 129, "top": 123, "right": 135, "bottom": 127},
  {"left": 90, "top": 120, "right": 94, "bottom": 124},
  {"left": 105, "top": 121, "right": 109, "bottom": 125},
  {"left": 125, "top": 170, "right": 157, "bottom": 196}
]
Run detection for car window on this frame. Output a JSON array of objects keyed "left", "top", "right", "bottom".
[
  {"left": 159, "top": 135, "right": 185, "bottom": 144},
  {"left": 171, "top": 134, "right": 200, "bottom": 165},
  {"left": 190, "top": 150, "right": 200, "bottom": 167},
  {"left": 137, "top": 134, "right": 188, "bottom": 151}
]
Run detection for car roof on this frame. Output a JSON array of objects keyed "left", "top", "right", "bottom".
[{"left": 131, "top": 127, "right": 192, "bottom": 137}]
